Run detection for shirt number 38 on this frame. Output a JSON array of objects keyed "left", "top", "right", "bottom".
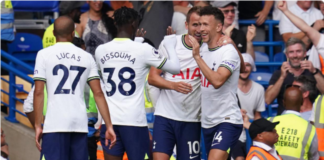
[{"left": 104, "top": 67, "right": 136, "bottom": 97}]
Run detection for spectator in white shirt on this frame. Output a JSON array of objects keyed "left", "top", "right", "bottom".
[
  {"left": 279, "top": 1, "right": 323, "bottom": 44},
  {"left": 232, "top": 53, "right": 265, "bottom": 160},
  {"left": 278, "top": 0, "right": 324, "bottom": 75}
]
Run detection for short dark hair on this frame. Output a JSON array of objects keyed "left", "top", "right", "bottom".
[
  {"left": 200, "top": 6, "right": 224, "bottom": 25},
  {"left": 186, "top": 6, "right": 202, "bottom": 22},
  {"left": 294, "top": 75, "right": 317, "bottom": 103},
  {"left": 72, "top": 37, "right": 85, "bottom": 48},
  {"left": 113, "top": 7, "right": 139, "bottom": 27}
]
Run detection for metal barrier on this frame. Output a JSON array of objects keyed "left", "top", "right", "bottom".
[
  {"left": 239, "top": 20, "right": 284, "bottom": 62},
  {"left": 1, "top": 50, "right": 34, "bottom": 123}
]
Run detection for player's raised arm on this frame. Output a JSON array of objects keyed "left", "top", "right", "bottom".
[
  {"left": 148, "top": 40, "right": 192, "bottom": 94},
  {"left": 278, "top": 0, "right": 321, "bottom": 46},
  {"left": 189, "top": 35, "right": 239, "bottom": 89},
  {"left": 157, "top": 35, "right": 181, "bottom": 74}
]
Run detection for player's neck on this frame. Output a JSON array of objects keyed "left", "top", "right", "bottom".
[
  {"left": 184, "top": 34, "right": 193, "bottom": 48},
  {"left": 56, "top": 38, "right": 72, "bottom": 43},
  {"left": 116, "top": 30, "right": 132, "bottom": 39},
  {"left": 207, "top": 34, "right": 222, "bottom": 49}
]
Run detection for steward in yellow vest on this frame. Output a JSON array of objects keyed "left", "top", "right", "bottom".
[
  {"left": 246, "top": 118, "right": 282, "bottom": 160},
  {"left": 268, "top": 87, "right": 318, "bottom": 160},
  {"left": 311, "top": 95, "right": 324, "bottom": 160}
]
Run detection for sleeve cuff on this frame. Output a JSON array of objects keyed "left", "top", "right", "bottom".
[
  {"left": 87, "top": 76, "right": 100, "bottom": 82},
  {"left": 157, "top": 58, "right": 167, "bottom": 69},
  {"left": 33, "top": 77, "right": 46, "bottom": 82},
  {"left": 219, "top": 64, "right": 233, "bottom": 73}
]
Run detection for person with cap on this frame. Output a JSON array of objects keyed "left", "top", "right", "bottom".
[
  {"left": 233, "top": 53, "right": 266, "bottom": 160},
  {"left": 42, "top": 1, "right": 85, "bottom": 48},
  {"left": 268, "top": 86, "right": 319, "bottom": 160},
  {"left": 245, "top": 118, "right": 282, "bottom": 160},
  {"left": 212, "top": 1, "right": 257, "bottom": 60},
  {"left": 211, "top": 1, "right": 246, "bottom": 54}
]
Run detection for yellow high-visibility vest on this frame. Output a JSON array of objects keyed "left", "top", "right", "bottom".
[{"left": 268, "top": 113, "right": 316, "bottom": 160}]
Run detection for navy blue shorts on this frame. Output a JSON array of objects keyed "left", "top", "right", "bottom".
[
  {"left": 100, "top": 125, "right": 150, "bottom": 160},
  {"left": 153, "top": 116, "right": 201, "bottom": 160},
  {"left": 202, "top": 123, "right": 242, "bottom": 156},
  {"left": 41, "top": 132, "right": 88, "bottom": 160}
]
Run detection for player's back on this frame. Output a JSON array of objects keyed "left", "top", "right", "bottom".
[
  {"left": 33, "top": 42, "right": 99, "bottom": 133},
  {"left": 95, "top": 38, "right": 166, "bottom": 126},
  {"left": 200, "top": 44, "right": 242, "bottom": 128}
]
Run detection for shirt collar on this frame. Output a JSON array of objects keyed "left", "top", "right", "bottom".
[
  {"left": 294, "top": 3, "right": 312, "bottom": 14},
  {"left": 282, "top": 110, "right": 301, "bottom": 116},
  {"left": 253, "top": 141, "right": 275, "bottom": 152}
]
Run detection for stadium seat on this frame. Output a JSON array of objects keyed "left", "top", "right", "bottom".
[
  {"left": 7, "top": 33, "right": 42, "bottom": 74},
  {"left": 274, "top": 52, "right": 287, "bottom": 62},
  {"left": 249, "top": 72, "right": 272, "bottom": 87},
  {"left": 12, "top": 1, "right": 59, "bottom": 12},
  {"left": 255, "top": 51, "right": 269, "bottom": 62}
]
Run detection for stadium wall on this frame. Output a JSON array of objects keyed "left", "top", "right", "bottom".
[{"left": 1, "top": 113, "right": 39, "bottom": 160}]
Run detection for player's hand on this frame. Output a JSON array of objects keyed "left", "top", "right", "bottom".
[
  {"left": 171, "top": 81, "right": 193, "bottom": 94},
  {"left": 35, "top": 126, "right": 43, "bottom": 151},
  {"left": 255, "top": 10, "right": 268, "bottom": 26},
  {"left": 280, "top": 62, "right": 291, "bottom": 79},
  {"left": 242, "top": 114, "right": 251, "bottom": 129},
  {"left": 166, "top": 26, "right": 176, "bottom": 35},
  {"left": 300, "top": 60, "right": 316, "bottom": 73},
  {"left": 224, "top": 24, "right": 235, "bottom": 37},
  {"left": 240, "top": 109, "right": 247, "bottom": 115},
  {"left": 313, "top": 19, "right": 324, "bottom": 31},
  {"left": 217, "top": 35, "right": 233, "bottom": 47},
  {"left": 246, "top": 24, "right": 256, "bottom": 42},
  {"left": 188, "top": 35, "right": 200, "bottom": 59},
  {"left": 136, "top": 28, "right": 147, "bottom": 37},
  {"left": 105, "top": 125, "right": 116, "bottom": 149},
  {"left": 277, "top": 0, "right": 288, "bottom": 12}
]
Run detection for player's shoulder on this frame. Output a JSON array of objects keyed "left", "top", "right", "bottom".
[
  {"left": 218, "top": 44, "right": 238, "bottom": 57},
  {"left": 220, "top": 43, "right": 236, "bottom": 51}
]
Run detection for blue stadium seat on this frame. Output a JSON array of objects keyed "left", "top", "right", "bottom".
[
  {"left": 255, "top": 51, "right": 269, "bottom": 62},
  {"left": 7, "top": 33, "right": 42, "bottom": 74},
  {"left": 255, "top": 51, "right": 271, "bottom": 72},
  {"left": 12, "top": 1, "right": 59, "bottom": 12},
  {"left": 250, "top": 72, "right": 272, "bottom": 87},
  {"left": 274, "top": 52, "right": 287, "bottom": 62}
]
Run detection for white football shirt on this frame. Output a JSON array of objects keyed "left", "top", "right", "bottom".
[
  {"left": 155, "top": 34, "right": 203, "bottom": 122},
  {"left": 95, "top": 38, "right": 167, "bottom": 127},
  {"left": 200, "top": 44, "right": 243, "bottom": 128},
  {"left": 33, "top": 42, "right": 100, "bottom": 133}
]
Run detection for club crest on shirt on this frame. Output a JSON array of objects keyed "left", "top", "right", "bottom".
[{"left": 34, "top": 70, "right": 38, "bottom": 74}]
